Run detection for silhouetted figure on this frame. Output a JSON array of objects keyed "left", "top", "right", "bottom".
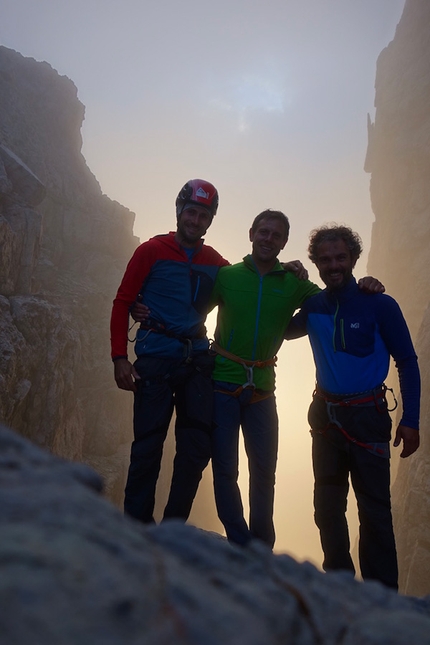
[
  {"left": 110, "top": 179, "right": 228, "bottom": 523},
  {"left": 286, "top": 225, "right": 420, "bottom": 590}
]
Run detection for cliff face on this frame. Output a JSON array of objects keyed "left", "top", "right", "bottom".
[
  {"left": 0, "top": 46, "right": 221, "bottom": 532},
  {"left": 366, "top": 0, "right": 430, "bottom": 595},
  {"left": 0, "top": 46, "right": 138, "bottom": 502}
]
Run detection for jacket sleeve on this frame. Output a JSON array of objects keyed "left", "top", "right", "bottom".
[
  {"left": 206, "top": 271, "right": 222, "bottom": 313},
  {"left": 298, "top": 280, "right": 321, "bottom": 305},
  {"left": 395, "top": 355, "right": 421, "bottom": 430},
  {"left": 110, "top": 242, "right": 155, "bottom": 359},
  {"left": 377, "top": 296, "right": 421, "bottom": 430},
  {"left": 284, "top": 282, "right": 320, "bottom": 340},
  {"left": 206, "top": 260, "right": 230, "bottom": 313},
  {"left": 284, "top": 305, "right": 309, "bottom": 340}
]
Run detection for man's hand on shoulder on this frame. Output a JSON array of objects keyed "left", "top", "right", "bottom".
[
  {"left": 282, "top": 260, "right": 309, "bottom": 281},
  {"left": 393, "top": 424, "right": 420, "bottom": 458},
  {"left": 358, "top": 276, "right": 385, "bottom": 293},
  {"left": 114, "top": 358, "right": 141, "bottom": 392}
]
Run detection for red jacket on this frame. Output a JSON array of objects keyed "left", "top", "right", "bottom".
[{"left": 110, "top": 232, "right": 228, "bottom": 359}]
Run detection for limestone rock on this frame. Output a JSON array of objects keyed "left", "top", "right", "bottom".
[
  {"left": 0, "top": 423, "right": 429, "bottom": 645},
  {"left": 0, "top": 154, "right": 12, "bottom": 194},
  {"left": 366, "top": 0, "right": 430, "bottom": 595},
  {"left": 0, "top": 44, "right": 221, "bottom": 533},
  {"left": 0, "top": 144, "right": 46, "bottom": 205},
  {"left": 0, "top": 45, "right": 137, "bottom": 503}
]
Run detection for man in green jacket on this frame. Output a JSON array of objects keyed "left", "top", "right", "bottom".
[{"left": 209, "top": 210, "right": 320, "bottom": 547}]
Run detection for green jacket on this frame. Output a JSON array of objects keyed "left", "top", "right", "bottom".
[{"left": 210, "top": 255, "right": 320, "bottom": 391}]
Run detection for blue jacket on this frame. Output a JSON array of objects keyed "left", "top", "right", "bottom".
[
  {"left": 287, "top": 278, "right": 420, "bottom": 429},
  {"left": 111, "top": 232, "right": 228, "bottom": 359}
]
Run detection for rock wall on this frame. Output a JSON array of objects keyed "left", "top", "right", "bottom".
[
  {"left": 0, "top": 45, "right": 138, "bottom": 503},
  {"left": 0, "top": 422, "right": 429, "bottom": 644},
  {"left": 366, "top": 0, "right": 430, "bottom": 595},
  {"left": 0, "top": 45, "right": 221, "bottom": 532}
]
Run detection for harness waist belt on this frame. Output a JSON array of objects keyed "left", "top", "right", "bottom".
[
  {"left": 140, "top": 319, "right": 206, "bottom": 344},
  {"left": 210, "top": 341, "right": 277, "bottom": 369},
  {"left": 314, "top": 384, "right": 387, "bottom": 408}
]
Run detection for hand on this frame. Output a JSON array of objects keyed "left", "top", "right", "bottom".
[
  {"left": 282, "top": 260, "right": 309, "bottom": 281},
  {"left": 114, "top": 358, "right": 141, "bottom": 392},
  {"left": 131, "top": 301, "right": 150, "bottom": 322},
  {"left": 393, "top": 424, "right": 420, "bottom": 458},
  {"left": 358, "top": 276, "right": 385, "bottom": 293}
]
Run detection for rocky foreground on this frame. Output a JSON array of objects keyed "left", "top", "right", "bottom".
[{"left": 0, "top": 423, "right": 429, "bottom": 645}]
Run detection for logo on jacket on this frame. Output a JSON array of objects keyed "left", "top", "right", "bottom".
[{"left": 350, "top": 323, "right": 360, "bottom": 328}]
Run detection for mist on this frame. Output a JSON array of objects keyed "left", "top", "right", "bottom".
[{"left": 1, "top": 0, "right": 406, "bottom": 564}]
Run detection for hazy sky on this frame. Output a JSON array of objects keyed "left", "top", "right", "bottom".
[{"left": 1, "top": 0, "right": 406, "bottom": 563}]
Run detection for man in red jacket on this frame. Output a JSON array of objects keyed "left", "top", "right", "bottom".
[{"left": 110, "top": 179, "right": 228, "bottom": 523}]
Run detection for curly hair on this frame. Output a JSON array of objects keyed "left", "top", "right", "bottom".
[{"left": 308, "top": 224, "right": 363, "bottom": 264}]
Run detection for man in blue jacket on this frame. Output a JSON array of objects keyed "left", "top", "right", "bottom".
[{"left": 286, "top": 224, "right": 420, "bottom": 589}]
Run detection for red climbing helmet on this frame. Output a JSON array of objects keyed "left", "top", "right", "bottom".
[{"left": 175, "top": 179, "right": 219, "bottom": 218}]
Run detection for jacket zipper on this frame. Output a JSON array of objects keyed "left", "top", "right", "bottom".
[
  {"left": 333, "top": 299, "right": 346, "bottom": 351},
  {"left": 252, "top": 275, "right": 264, "bottom": 359}
]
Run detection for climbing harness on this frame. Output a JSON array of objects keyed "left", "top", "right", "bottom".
[
  {"left": 130, "top": 318, "right": 206, "bottom": 364},
  {"left": 210, "top": 340, "right": 277, "bottom": 403},
  {"left": 312, "top": 384, "right": 397, "bottom": 457}
]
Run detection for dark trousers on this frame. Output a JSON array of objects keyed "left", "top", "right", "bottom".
[
  {"left": 124, "top": 353, "right": 214, "bottom": 523},
  {"left": 309, "top": 395, "right": 398, "bottom": 589},
  {"left": 211, "top": 382, "right": 278, "bottom": 548}
]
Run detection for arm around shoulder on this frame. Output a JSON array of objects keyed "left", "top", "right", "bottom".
[{"left": 284, "top": 308, "right": 309, "bottom": 340}]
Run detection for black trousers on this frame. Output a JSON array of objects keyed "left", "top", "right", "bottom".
[
  {"left": 212, "top": 383, "right": 278, "bottom": 548},
  {"left": 308, "top": 395, "right": 398, "bottom": 589},
  {"left": 124, "top": 353, "right": 214, "bottom": 523}
]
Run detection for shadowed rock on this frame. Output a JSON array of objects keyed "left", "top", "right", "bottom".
[
  {"left": 0, "top": 45, "right": 137, "bottom": 505},
  {"left": 0, "top": 144, "right": 46, "bottom": 206},
  {"left": 0, "top": 44, "right": 223, "bottom": 531},
  {"left": 0, "top": 424, "right": 429, "bottom": 645}
]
